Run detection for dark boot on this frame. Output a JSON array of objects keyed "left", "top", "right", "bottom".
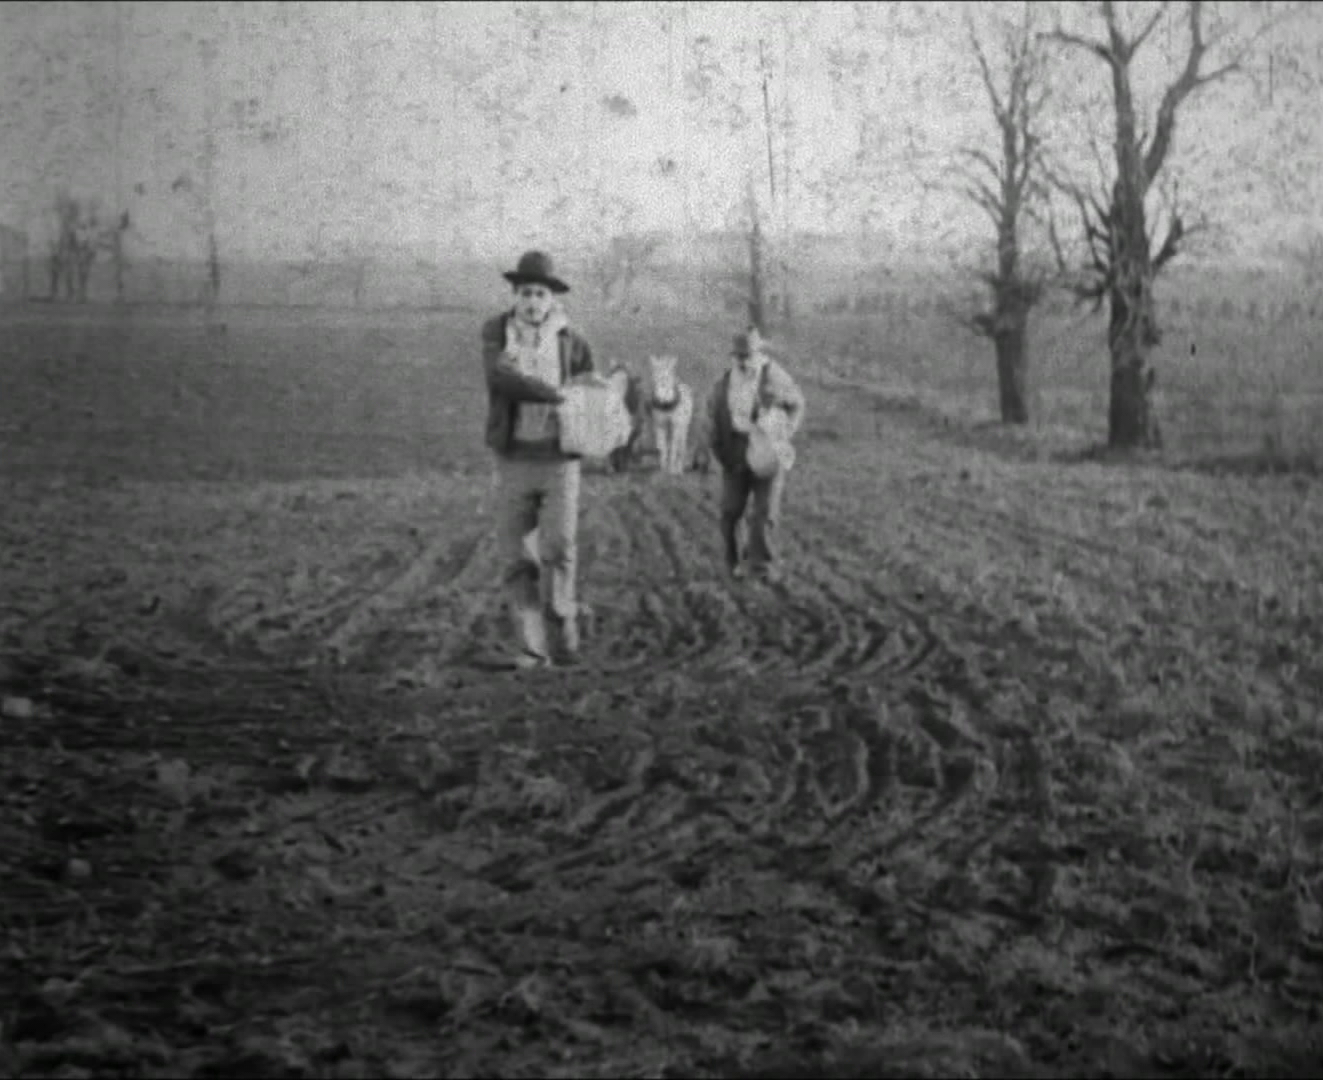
[{"left": 549, "top": 612, "right": 581, "bottom": 666}]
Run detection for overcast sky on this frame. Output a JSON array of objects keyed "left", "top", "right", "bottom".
[{"left": 1, "top": 1, "right": 1318, "bottom": 265}]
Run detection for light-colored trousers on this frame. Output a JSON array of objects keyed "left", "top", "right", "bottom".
[
  {"left": 720, "top": 464, "right": 786, "bottom": 570},
  {"left": 496, "top": 456, "right": 581, "bottom": 658}
]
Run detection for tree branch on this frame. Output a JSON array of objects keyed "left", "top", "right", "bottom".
[
  {"left": 1042, "top": 160, "right": 1115, "bottom": 307},
  {"left": 1014, "top": 134, "right": 1041, "bottom": 191},
  {"left": 1026, "top": 80, "right": 1051, "bottom": 121},
  {"left": 1141, "top": 0, "right": 1254, "bottom": 185},
  {"left": 1101, "top": 0, "right": 1131, "bottom": 61},
  {"left": 966, "top": 9, "right": 1005, "bottom": 117},
  {"left": 1192, "top": 59, "right": 1241, "bottom": 88},
  {"left": 1040, "top": 28, "right": 1114, "bottom": 64},
  {"left": 1131, "top": 1, "right": 1171, "bottom": 54},
  {"left": 1151, "top": 214, "right": 1185, "bottom": 271},
  {"left": 1085, "top": 128, "right": 1113, "bottom": 190},
  {"left": 1045, "top": 207, "right": 1070, "bottom": 275},
  {"left": 958, "top": 146, "right": 1003, "bottom": 182},
  {"left": 1049, "top": 205, "right": 1109, "bottom": 309},
  {"left": 962, "top": 182, "right": 1005, "bottom": 226}
]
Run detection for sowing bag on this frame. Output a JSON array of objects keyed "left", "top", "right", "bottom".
[
  {"left": 746, "top": 407, "right": 796, "bottom": 478},
  {"left": 557, "top": 379, "right": 633, "bottom": 459}
]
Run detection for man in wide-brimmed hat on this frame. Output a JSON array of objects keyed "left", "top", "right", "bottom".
[
  {"left": 705, "top": 327, "right": 806, "bottom": 584},
  {"left": 481, "top": 250, "right": 597, "bottom": 668}
]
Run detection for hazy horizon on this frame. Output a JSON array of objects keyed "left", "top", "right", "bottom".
[{"left": 2, "top": 1, "right": 1320, "bottom": 270}]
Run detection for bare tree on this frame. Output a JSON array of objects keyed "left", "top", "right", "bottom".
[
  {"left": 1286, "top": 232, "right": 1323, "bottom": 292},
  {"left": 111, "top": 0, "right": 126, "bottom": 302},
  {"left": 46, "top": 192, "right": 120, "bottom": 303},
  {"left": 49, "top": 194, "right": 77, "bottom": 300},
  {"left": 0, "top": 223, "right": 29, "bottom": 300},
  {"left": 757, "top": 27, "right": 798, "bottom": 326},
  {"left": 71, "top": 211, "right": 98, "bottom": 302},
  {"left": 104, "top": 210, "right": 131, "bottom": 304},
  {"left": 754, "top": 6, "right": 820, "bottom": 330},
  {"left": 1044, "top": 0, "right": 1295, "bottom": 448},
  {"left": 744, "top": 174, "right": 770, "bottom": 335},
  {"left": 1260, "top": 41, "right": 1323, "bottom": 297},
  {"left": 592, "top": 229, "right": 664, "bottom": 311},
  {"left": 958, "top": 4, "right": 1052, "bottom": 425},
  {"left": 810, "top": 3, "right": 952, "bottom": 316},
  {"left": 199, "top": 36, "right": 221, "bottom": 309},
  {"left": 683, "top": 22, "right": 778, "bottom": 334}
]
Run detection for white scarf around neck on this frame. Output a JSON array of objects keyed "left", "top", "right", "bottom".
[
  {"left": 726, "top": 353, "right": 767, "bottom": 434},
  {"left": 507, "top": 303, "right": 568, "bottom": 441}
]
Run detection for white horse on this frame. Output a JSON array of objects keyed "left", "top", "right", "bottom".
[{"left": 646, "top": 354, "right": 694, "bottom": 476}]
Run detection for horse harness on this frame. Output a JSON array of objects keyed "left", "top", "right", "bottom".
[{"left": 652, "top": 388, "right": 682, "bottom": 414}]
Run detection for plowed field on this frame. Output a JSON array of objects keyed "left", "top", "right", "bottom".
[{"left": 3, "top": 305, "right": 1322, "bottom": 1078}]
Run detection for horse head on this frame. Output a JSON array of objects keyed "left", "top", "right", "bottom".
[{"left": 647, "top": 354, "right": 680, "bottom": 398}]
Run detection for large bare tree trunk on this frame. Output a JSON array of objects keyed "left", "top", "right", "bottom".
[
  {"left": 962, "top": 5, "right": 1048, "bottom": 427},
  {"left": 994, "top": 314, "right": 1030, "bottom": 425},
  {"left": 1045, "top": 2, "right": 1263, "bottom": 449},
  {"left": 988, "top": 229, "right": 1035, "bottom": 426},
  {"left": 1108, "top": 349, "right": 1155, "bottom": 446},
  {"left": 1107, "top": 262, "right": 1161, "bottom": 446},
  {"left": 1107, "top": 54, "right": 1162, "bottom": 449}
]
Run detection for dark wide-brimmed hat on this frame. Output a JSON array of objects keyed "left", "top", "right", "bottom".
[
  {"left": 732, "top": 327, "right": 765, "bottom": 357},
  {"left": 503, "top": 250, "right": 570, "bottom": 294}
]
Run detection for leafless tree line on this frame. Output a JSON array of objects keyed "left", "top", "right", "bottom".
[
  {"left": 944, "top": 0, "right": 1307, "bottom": 446},
  {"left": 652, "top": 1, "right": 1308, "bottom": 447},
  {"left": 15, "top": 1, "right": 1313, "bottom": 451},
  {"left": 44, "top": 193, "right": 130, "bottom": 304}
]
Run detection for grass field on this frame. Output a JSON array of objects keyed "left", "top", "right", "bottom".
[
  {"left": 816, "top": 300, "right": 1323, "bottom": 471},
  {"left": 2, "top": 299, "right": 1323, "bottom": 1078}
]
